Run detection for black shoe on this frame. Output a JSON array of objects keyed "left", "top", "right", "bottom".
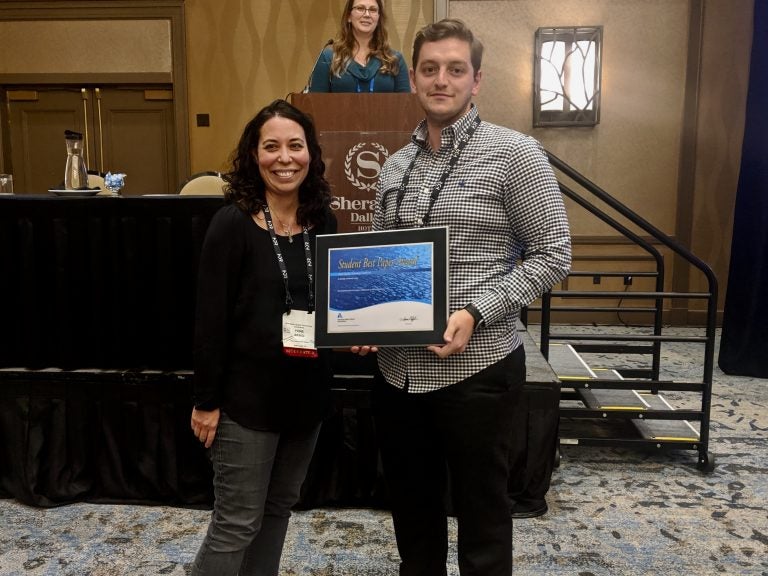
[{"left": 510, "top": 498, "right": 548, "bottom": 519}]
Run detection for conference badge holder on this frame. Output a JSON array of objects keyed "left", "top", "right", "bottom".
[{"left": 283, "top": 309, "right": 318, "bottom": 358}]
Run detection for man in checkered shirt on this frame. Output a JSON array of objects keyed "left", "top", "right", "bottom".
[{"left": 354, "top": 18, "right": 571, "bottom": 576}]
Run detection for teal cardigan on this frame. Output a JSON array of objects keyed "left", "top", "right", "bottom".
[{"left": 308, "top": 46, "right": 411, "bottom": 93}]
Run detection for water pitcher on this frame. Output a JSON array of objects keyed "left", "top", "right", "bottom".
[{"left": 64, "top": 130, "right": 89, "bottom": 190}]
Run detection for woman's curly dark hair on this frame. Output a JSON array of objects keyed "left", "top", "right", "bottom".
[{"left": 224, "top": 99, "right": 332, "bottom": 227}]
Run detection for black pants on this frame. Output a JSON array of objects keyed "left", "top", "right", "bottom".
[{"left": 373, "top": 347, "right": 525, "bottom": 576}]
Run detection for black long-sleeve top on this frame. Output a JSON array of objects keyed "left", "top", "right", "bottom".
[{"left": 193, "top": 203, "right": 337, "bottom": 431}]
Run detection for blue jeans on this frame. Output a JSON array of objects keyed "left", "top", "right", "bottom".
[{"left": 191, "top": 413, "right": 321, "bottom": 576}]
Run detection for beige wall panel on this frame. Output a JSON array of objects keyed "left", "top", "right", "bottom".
[
  {"left": 0, "top": 20, "right": 171, "bottom": 73},
  {"left": 184, "top": 0, "right": 431, "bottom": 173},
  {"left": 452, "top": 0, "right": 688, "bottom": 238}
]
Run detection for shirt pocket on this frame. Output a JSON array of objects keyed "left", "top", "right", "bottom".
[{"left": 448, "top": 184, "right": 512, "bottom": 262}]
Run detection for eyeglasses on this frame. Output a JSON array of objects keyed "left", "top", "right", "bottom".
[{"left": 351, "top": 5, "right": 379, "bottom": 16}]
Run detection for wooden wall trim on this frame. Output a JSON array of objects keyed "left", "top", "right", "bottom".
[
  {"left": 673, "top": 0, "right": 704, "bottom": 310},
  {"left": 434, "top": 0, "right": 448, "bottom": 20},
  {"left": 572, "top": 235, "right": 678, "bottom": 245},
  {"left": 529, "top": 309, "right": 723, "bottom": 327},
  {"left": 0, "top": 73, "right": 172, "bottom": 85},
  {"left": 0, "top": 1, "right": 185, "bottom": 13}
]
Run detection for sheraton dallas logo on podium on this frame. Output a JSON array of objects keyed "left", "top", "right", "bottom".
[
  {"left": 329, "top": 141, "right": 392, "bottom": 232},
  {"left": 343, "top": 142, "right": 390, "bottom": 191}
]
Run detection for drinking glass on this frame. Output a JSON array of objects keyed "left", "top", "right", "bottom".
[{"left": 0, "top": 174, "right": 13, "bottom": 194}]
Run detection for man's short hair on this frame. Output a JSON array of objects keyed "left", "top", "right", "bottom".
[{"left": 412, "top": 18, "right": 484, "bottom": 74}]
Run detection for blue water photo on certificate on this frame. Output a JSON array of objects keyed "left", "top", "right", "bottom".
[
  {"left": 328, "top": 243, "right": 434, "bottom": 333},
  {"left": 315, "top": 226, "right": 448, "bottom": 347}
]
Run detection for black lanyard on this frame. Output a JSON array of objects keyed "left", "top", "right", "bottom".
[
  {"left": 394, "top": 115, "right": 481, "bottom": 228},
  {"left": 263, "top": 206, "right": 314, "bottom": 313}
]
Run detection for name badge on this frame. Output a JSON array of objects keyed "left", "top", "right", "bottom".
[{"left": 282, "top": 309, "right": 318, "bottom": 358}]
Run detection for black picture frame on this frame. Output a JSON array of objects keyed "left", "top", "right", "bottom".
[{"left": 315, "top": 226, "right": 449, "bottom": 347}]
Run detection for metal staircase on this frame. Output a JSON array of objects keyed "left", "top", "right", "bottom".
[{"left": 526, "top": 152, "right": 718, "bottom": 472}]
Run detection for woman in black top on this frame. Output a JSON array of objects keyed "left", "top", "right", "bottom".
[{"left": 190, "top": 99, "right": 336, "bottom": 576}]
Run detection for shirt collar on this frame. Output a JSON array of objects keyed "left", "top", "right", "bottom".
[
  {"left": 346, "top": 56, "right": 381, "bottom": 81},
  {"left": 412, "top": 104, "right": 479, "bottom": 151}
]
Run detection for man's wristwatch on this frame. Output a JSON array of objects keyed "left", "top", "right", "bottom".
[{"left": 463, "top": 303, "right": 483, "bottom": 329}]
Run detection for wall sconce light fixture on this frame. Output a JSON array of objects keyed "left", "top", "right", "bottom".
[{"left": 534, "top": 26, "right": 603, "bottom": 127}]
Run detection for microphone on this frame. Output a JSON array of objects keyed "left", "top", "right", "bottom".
[{"left": 303, "top": 39, "right": 334, "bottom": 93}]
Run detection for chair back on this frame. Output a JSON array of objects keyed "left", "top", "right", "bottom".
[
  {"left": 87, "top": 171, "right": 106, "bottom": 189},
  {"left": 178, "top": 172, "right": 226, "bottom": 196}
]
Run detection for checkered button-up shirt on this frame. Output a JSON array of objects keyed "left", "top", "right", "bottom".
[{"left": 374, "top": 105, "right": 572, "bottom": 393}]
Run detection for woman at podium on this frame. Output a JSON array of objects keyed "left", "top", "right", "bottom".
[{"left": 308, "top": 0, "right": 411, "bottom": 93}]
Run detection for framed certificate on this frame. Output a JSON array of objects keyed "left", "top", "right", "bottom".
[{"left": 315, "top": 226, "right": 449, "bottom": 347}]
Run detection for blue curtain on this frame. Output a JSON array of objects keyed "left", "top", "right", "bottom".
[{"left": 718, "top": 0, "right": 768, "bottom": 377}]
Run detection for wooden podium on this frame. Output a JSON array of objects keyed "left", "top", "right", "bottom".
[{"left": 290, "top": 93, "right": 424, "bottom": 233}]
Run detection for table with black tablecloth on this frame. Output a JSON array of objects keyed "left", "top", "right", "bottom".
[{"left": 0, "top": 195, "right": 380, "bottom": 508}]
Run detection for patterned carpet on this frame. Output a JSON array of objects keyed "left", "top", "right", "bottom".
[{"left": 1, "top": 327, "right": 767, "bottom": 575}]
